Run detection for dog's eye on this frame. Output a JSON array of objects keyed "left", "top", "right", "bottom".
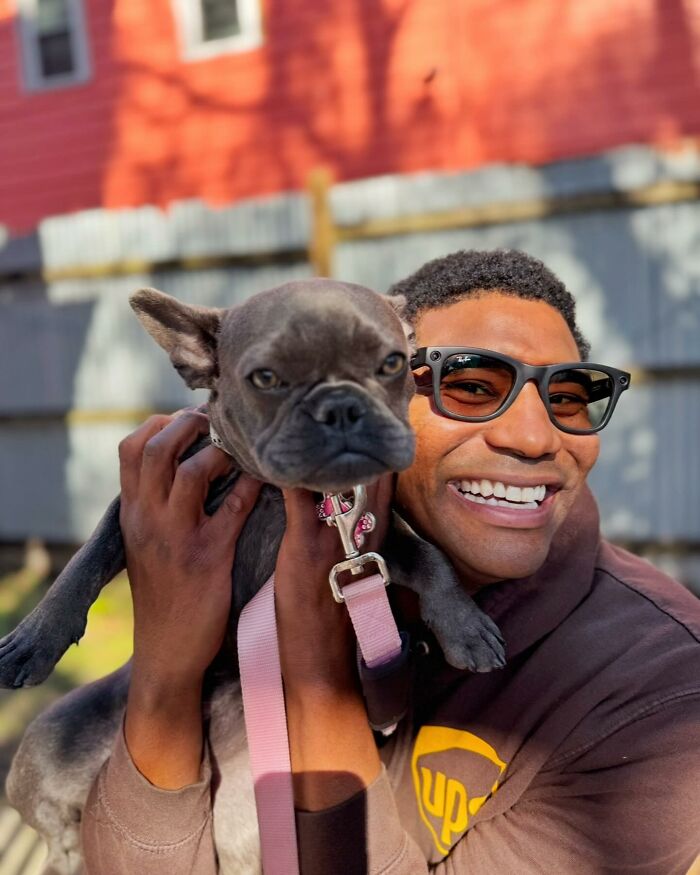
[
  {"left": 379, "top": 352, "right": 407, "bottom": 377},
  {"left": 249, "top": 369, "right": 282, "bottom": 390}
]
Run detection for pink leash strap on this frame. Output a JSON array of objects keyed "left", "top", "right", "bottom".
[
  {"left": 238, "top": 575, "right": 300, "bottom": 875},
  {"left": 238, "top": 570, "right": 404, "bottom": 874},
  {"left": 342, "top": 572, "right": 402, "bottom": 668}
]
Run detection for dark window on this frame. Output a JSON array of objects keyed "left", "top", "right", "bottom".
[
  {"left": 36, "top": 0, "right": 75, "bottom": 77},
  {"left": 201, "top": 0, "right": 240, "bottom": 41},
  {"left": 172, "top": 0, "right": 260, "bottom": 59},
  {"left": 17, "top": 0, "right": 89, "bottom": 89}
]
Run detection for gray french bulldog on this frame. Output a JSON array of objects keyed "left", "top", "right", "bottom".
[{"left": 2, "top": 278, "right": 505, "bottom": 875}]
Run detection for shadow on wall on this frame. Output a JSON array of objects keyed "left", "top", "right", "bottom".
[
  {"left": 466, "top": 0, "right": 700, "bottom": 161},
  {"left": 98, "top": 0, "right": 417, "bottom": 205},
  {"left": 95, "top": 0, "right": 700, "bottom": 209}
]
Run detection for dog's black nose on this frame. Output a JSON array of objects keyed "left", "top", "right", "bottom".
[{"left": 307, "top": 391, "right": 367, "bottom": 431}]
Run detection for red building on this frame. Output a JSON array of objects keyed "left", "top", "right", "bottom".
[{"left": 1, "top": 0, "right": 700, "bottom": 236}]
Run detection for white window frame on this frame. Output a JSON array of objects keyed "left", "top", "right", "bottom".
[
  {"left": 172, "top": 0, "right": 262, "bottom": 61},
  {"left": 14, "top": 0, "right": 91, "bottom": 92}
]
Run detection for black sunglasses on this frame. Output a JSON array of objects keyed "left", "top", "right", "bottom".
[{"left": 411, "top": 347, "right": 631, "bottom": 435}]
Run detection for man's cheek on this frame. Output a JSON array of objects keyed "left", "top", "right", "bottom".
[
  {"left": 573, "top": 435, "right": 600, "bottom": 478},
  {"left": 406, "top": 413, "right": 443, "bottom": 475},
  {"left": 411, "top": 405, "right": 476, "bottom": 466},
  {"left": 407, "top": 395, "right": 433, "bottom": 433}
]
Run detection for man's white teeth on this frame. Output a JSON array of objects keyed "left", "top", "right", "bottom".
[{"left": 457, "top": 479, "right": 547, "bottom": 506}]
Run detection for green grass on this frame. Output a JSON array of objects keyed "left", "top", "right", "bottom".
[{"left": 53, "top": 572, "right": 133, "bottom": 686}]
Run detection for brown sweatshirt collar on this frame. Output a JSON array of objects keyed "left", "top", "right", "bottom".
[{"left": 474, "top": 484, "right": 601, "bottom": 660}]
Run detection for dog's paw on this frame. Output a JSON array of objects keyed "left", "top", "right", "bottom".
[
  {"left": 0, "top": 615, "right": 85, "bottom": 688},
  {"left": 437, "top": 610, "right": 506, "bottom": 673}
]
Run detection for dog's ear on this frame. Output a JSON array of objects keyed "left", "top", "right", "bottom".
[
  {"left": 386, "top": 294, "right": 416, "bottom": 356},
  {"left": 130, "top": 288, "right": 223, "bottom": 390}
]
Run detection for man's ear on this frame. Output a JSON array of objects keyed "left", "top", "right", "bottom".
[
  {"left": 387, "top": 294, "right": 416, "bottom": 355},
  {"left": 130, "top": 288, "right": 223, "bottom": 390}
]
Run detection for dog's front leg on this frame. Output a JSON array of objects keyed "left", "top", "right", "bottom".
[
  {"left": 0, "top": 497, "right": 125, "bottom": 688},
  {"left": 385, "top": 512, "right": 506, "bottom": 672}
]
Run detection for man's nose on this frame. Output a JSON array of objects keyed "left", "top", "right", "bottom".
[{"left": 483, "top": 381, "right": 562, "bottom": 458}]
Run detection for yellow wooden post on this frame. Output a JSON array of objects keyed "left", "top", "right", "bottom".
[{"left": 307, "top": 167, "right": 336, "bottom": 277}]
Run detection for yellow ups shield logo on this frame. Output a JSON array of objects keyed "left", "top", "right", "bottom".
[{"left": 411, "top": 726, "right": 507, "bottom": 856}]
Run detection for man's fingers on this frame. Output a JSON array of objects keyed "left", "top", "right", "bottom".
[
  {"left": 118, "top": 414, "right": 174, "bottom": 501},
  {"left": 139, "top": 411, "right": 210, "bottom": 504},
  {"left": 207, "top": 473, "right": 263, "bottom": 543},
  {"left": 172, "top": 403, "right": 209, "bottom": 418},
  {"left": 281, "top": 488, "right": 346, "bottom": 566},
  {"left": 169, "top": 444, "right": 235, "bottom": 523}
]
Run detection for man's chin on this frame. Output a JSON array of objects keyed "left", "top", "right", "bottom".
[
  {"left": 447, "top": 534, "right": 553, "bottom": 591},
  {"left": 438, "top": 484, "right": 578, "bottom": 588}
]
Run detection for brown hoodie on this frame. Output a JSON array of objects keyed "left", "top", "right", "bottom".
[{"left": 80, "top": 488, "right": 700, "bottom": 873}]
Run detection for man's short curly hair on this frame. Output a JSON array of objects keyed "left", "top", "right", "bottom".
[{"left": 389, "top": 249, "right": 590, "bottom": 359}]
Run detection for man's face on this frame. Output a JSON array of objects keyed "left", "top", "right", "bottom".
[{"left": 395, "top": 292, "right": 600, "bottom": 590}]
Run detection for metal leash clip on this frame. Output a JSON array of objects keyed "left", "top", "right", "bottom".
[{"left": 317, "top": 485, "right": 391, "bottom": 603}]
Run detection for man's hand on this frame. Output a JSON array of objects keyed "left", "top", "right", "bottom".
[
  {"left": 118, "top": 409, "right": 261, "bottom": 788},
  {"left": 275, "top": 475, "right": 394, "bottom": 810}
]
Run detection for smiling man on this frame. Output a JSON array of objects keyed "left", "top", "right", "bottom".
[
  {"left": 80, "top": 249, "right": 700, "bottom": 875},
  {"left": 291, "top": 250, "right": 700, "bottom": 873},
  {"left": 396, "top": 289, "right": 603, "bottom": 588}
]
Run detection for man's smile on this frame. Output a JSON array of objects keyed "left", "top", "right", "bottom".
[
  {"left": 446, "top": 479, "right": 561, "bottom": 528},
  {"left": 448, "top": 476, "right": 562, "bottom": 505}
]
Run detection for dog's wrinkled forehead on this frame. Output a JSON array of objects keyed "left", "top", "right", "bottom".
[{"left": 219, "top": 279, "right": 406, "bottom": 380}]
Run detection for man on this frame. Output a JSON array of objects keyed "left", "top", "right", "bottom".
[{"left": 81, "top": 249, "right": 700, "bottom": 873}]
